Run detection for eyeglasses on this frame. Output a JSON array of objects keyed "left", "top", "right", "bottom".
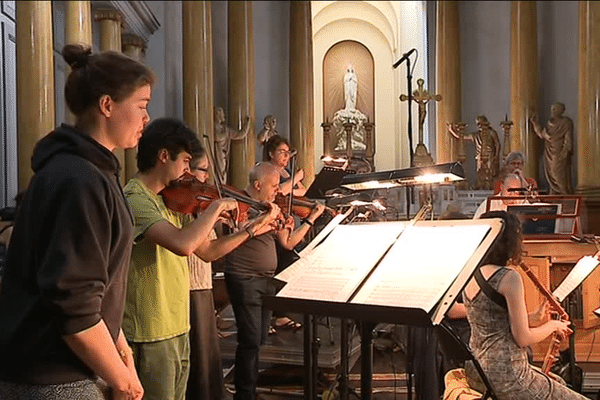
[{"left": 276, "top": 149, "right": 291, "bottom": 156}]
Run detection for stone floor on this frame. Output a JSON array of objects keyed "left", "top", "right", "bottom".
[{"left": 217, "top": 307, "right": 600, "bottom": 399}]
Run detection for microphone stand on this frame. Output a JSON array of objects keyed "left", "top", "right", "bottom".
[
  {"left": 406, "top": 57, "right": 414, "bottom": 168},
  {"left": 405, "top": 57, "right": 414, "bottom": 224},
  {"left": 398, "top": 53, "right": 415, "bottom": 400}
]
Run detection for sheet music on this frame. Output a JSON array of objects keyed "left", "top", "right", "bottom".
[
  {"left": 553, "top": 255, "right": 600, "bottom": 302},
  {"left": 298, "top": 207, "right": 354, "bottom": 257},
  {"left": 276, "top": 222, "right": 406, "bottom": 302},
  {"left": 351, "top": 224, "right": 491, "bottom": 312},
  {"left": 275, "top": 208, "right": 353, "bottom": 283}
]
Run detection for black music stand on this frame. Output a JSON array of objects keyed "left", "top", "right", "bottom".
[
  {"left": 263, "top": 218, "right": 504, "bottom": 400},
  {"left": 305, "top": 167, "right": 352, "bottom": 199}
]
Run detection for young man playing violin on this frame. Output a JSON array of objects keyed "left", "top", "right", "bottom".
[
  {"left": 224, "top": 162, "right": 325, "bottom": 400},
  {"left": 121, "top": 118, "right": 279, "bottom": 400}
]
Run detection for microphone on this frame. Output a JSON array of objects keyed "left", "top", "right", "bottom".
[
  {"left": 507, "top": 187, "right": 528, "bottom": 194},
  {"left": 392, "top": 48, "right": 416, "bottom": 69}
]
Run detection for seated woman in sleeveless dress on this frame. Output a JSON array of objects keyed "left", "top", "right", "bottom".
[{"left": 462, "top": 210, "right": 587, "bottom": 399}]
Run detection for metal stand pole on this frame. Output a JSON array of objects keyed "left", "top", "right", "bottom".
[
  {"left": 340, "top": 319, "right": 349, "bottom": 400},
  {"left": 304, "top": 314, "right": 315, "bottom": 400},
  {"left": 360, "top": 322, "right": 376, "bottom": 400},
  {"left": 406, "top": 58, "right": 414, "bottom": 167}
]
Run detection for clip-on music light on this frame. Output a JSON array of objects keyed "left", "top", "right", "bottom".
[{"left": 339, "top": 162, "right": 466, "bottom": 220}]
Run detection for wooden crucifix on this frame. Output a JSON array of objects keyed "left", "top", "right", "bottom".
[{"left": 401, "top": 78, "right": 442, "bottom": 167}]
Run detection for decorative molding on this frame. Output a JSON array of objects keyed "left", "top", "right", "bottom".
[
  {"left": 92, "top": 1, "right": 159, "bottom": 42},
  {"left": 122, "top": 33, "right": 146, "bottom": 49},
  {"left": 94, "top": 8, "right": 123, "bottom": 24},
  {"left": 1, "top": 1, "right": 15, "bottom": 22}
]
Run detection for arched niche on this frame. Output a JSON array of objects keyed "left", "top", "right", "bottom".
[
  {"left": 322, "top": 40, "right": 375, "bottom": 164},
  {"left": 323, "top": 40, "right": 374, "bottom": 123},
  {"left": 312, "top": 1, "right": 428, "bottom": 172}
]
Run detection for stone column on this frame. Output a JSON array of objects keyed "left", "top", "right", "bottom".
[
  {"left": 95, "top": 9, "right": 125, "bottom": 184},
  {"left": 227, "top": 1, "right": 255, "bottom": 189},
  {"left": 289, "top": 1, "right": 315, "bottom": 187},
  {"left": 65, "top": 1, "right": 92, "bottom": 45},
  {"left": 65, "top": 1, "right": 92, "bottom": 124},
  {"left": 509, "top": 1, "right": 539, "bottom": 181},
  {"left": 435, "top": 0, "right": 461, "bottom": 164},
  {"left": 182, "top": 1, "right": 214, "bottom": 173},
  {"left": 16, "top": 1, "right": 55, "bottom": 190},
  {"left": 577, "top": 1, "right": 600, "bottom": 195},
  {"left": 122, "top": 33, "right": 146, "bottom": 183}
]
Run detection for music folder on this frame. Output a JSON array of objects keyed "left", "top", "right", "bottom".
[
  {"left": 304, "top": 166, "right": 352, "bottom": 199},
  {"left": 264, "top": 218, "right": 504, "bottom": 326}
]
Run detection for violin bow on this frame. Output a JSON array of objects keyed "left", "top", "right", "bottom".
[
  {"left": 287, "top": 150, "right": 296, "bottom": 219},
  {"left": 202, "top": 133, "right": 237, "bottom": 229},
  {"left": 202, "top": 134, "right": 223, "bottom": 199}
]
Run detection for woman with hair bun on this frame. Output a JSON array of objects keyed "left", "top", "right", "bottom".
[{"left": 0, "top": 44, "right": 154, "bottom": 399}]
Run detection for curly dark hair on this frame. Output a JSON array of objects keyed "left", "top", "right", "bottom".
[
  {"left": 262, "top": 134, "right": 290, "bottom": 161},
  {"left": 480, "top": 210, "right": 522, "bottom": 266},
  {"left": 136, "top": 118, "right": 203, "bottom": 172}
]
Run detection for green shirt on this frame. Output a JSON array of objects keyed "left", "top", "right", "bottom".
[{"left": 122, "top": 178, "right": 191, "bottom": 342}]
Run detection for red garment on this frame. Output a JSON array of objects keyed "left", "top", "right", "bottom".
[{"left": 492, "top": 177, "right": 538, "bottom": 195}]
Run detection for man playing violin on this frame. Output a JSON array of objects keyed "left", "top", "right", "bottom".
[
  {"left": 224, "top": 162, "right": 325, "bottom": 400},
  {"left": 121, "top": 118, "right": 279, "bottom": 400}
]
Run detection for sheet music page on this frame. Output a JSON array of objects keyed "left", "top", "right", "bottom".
[
  {"left": 276, "top": 222, "right": 406, "bottom": 302},
  {"left": 298, "top": 207, "right": 354, "bottom": 257},
  {"left": 275, "top": 208, "right": 353, "bottom": 283},
  {"left": 351, "top": 224, "right": 491, "bottom": 312},
  {"left": 553, "top": 255, "right": 600, "bottom": 302}
]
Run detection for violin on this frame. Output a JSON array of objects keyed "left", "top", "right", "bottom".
[
  {"left": 159, "top": 172, "right": 288, "bottom": 232},
  {"left": 159, "top": 172, "right": 273, "bottom": 226},
  {"left": 274, "top": 193, "right": 338, "bottom": 219}
]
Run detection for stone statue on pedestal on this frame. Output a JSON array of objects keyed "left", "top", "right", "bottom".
[
  {"left": 257, "top": 114, "right": 277, "bottom": 147},
  {"left": 332, "top": 64, "right": 368, "bottom": 154},
  {"left": 448, "top": 115, "right": 501, "bottom": 190},
  {"left": 213, "top": 106, "right": 250, "bottom": 184},
  {"left": 344, "top": 64, "right": 358, "bottom": 111},
  {"left": 530, "top": 102, "right": 573, "bottom": 194}
]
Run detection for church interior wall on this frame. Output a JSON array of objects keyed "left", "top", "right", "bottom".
[
  {"left": 0, "top": 0, "right": 587, "bottom": 209},
  {"left": 144, "top": 1, "right": 172, "bottom": 123},
  {"left": 536, "top": 0, "right": 579, "bottom": 191},
  {"left": 457, "top": 0, "right": 578, "bottom": 190},
  {"left": 142, "top": 0, "right": 579, "bottom": 189},
  {"left": 252, "top": 0, "right": 290, "bottom": 152},
  {"left": 458, "top": 0, "right": 512, "bottom": 184}
]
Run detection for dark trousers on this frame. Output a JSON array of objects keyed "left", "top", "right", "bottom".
[
  {"left": 224, "top": 272, "right": 275, "bottom": 400},
  {"left": 186, "top": 289, "right": 223, "bottom": 400}
]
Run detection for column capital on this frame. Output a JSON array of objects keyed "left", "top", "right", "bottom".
[
  {"left": 121, "top": 33, "right": 146, "bottom": 50},
  {"left": 94, "top": 8, "right": 122, "bottom": 24}
]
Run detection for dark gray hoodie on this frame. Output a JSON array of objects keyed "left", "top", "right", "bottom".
[{"left": 0, "top": 124, "right": 133, "bottom": 384}]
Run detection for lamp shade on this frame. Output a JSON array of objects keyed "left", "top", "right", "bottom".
[{"left": 340, "top": 162, "right": 465, "bottom": 191}]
